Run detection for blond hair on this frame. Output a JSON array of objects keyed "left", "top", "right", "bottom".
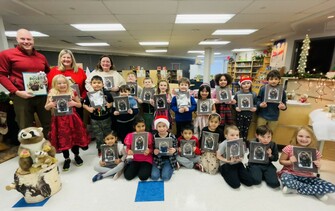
[
  {"left": 224, "top": 125, "right": 239, "bottom": 136},
  {"left": 290, "top": 126, "right": 317, "bottom": 149},
  {"left": 48, "top": 75, "right": 74, "bottom": 97},
  {"left": 57, "top": 49, "right": 79, "bottom": 73}
]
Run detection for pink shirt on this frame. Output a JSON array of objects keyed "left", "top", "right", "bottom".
[
  {"left": 124, "top": 132, "right": 153, "bottom": 164},
  {"left": 278, "top": 145, "right": 321, "bottom": 178}
]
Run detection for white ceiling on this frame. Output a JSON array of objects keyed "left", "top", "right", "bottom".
[{"left": 1, "top": 0, "right": 335, "bottom": 59}]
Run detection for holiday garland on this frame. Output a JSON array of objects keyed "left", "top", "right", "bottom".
[{"left": 283, "top": 72, "right": 327, "bottom": 79}]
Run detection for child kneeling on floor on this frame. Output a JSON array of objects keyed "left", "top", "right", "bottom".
[
  {"left": 217, "top": 125, "right": 253, "bottom": 189},
  {"left": 151, "top": 116, "right": 178, "bottom": 181},
  {"left": 123, "top": 117, "right": 153, "bottom": 181}
]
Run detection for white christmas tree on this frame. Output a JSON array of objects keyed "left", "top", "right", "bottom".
[{"left": 297, "top": 34, "right": 310, "bottom": 73}]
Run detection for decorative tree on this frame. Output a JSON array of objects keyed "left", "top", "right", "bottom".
[{"left": 297, "top": 34, "right": 310, "bottom": 73}]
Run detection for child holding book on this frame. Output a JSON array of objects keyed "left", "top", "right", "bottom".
[
  {"left": 248, "top": 125, "right": 280, "bottom": 188},
  {"left": 126, "top": 71, "right": 143, "bottom": 101},
  {"left": 278, "top": 126, "right": 335, "bottom": 201},
  {"left": 83, "top": 75, "right": 113, "bottom": 156},
  {"left": 256, "top": 70, "right": 287, "bottom": 133},
  {"left": 194, "top": 83, "right": 216, "bottom": 138},
  {"left": 151, "top": 116, "right": 178, "bottom": 181},
  {"left": 137, "top": 77, "right": 155, "bottom": 132},
  {"left": 234, "top": 76, "right": 257, "bottom": 147},
  {"left": 217, "top": 125, "right": 253, "bottom": 189},
  {"left": 123, "top": 117, "right": 153, "bottom": 181},
  {"left": 92, "top": 131, "right": 126, "bottom": 182},
  {"left": 45, "top": 75, "right": 90, "bottom": 171},
  {"left": 154, "top": 79, "right": 173, "bottom": 127},
  {"left": 113, "top": 84, "right": 139, "bottom": 143},
  {"left": 199, "top": 113, "right": 224, "bottom": 174},
  {"left": 171, "top": 77, "right": 197, "bottom": 137},
  {"left": 176, "top": 124, "right": 203, "bottom": 172},
  {"left": 213, "top": 73, "right": 236, "bottom": 131}
]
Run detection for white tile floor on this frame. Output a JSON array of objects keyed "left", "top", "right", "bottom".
[{"left": 1, "top": 142, "right": 335, "bottom": 211}]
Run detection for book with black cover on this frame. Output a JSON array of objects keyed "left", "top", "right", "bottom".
[
  {"left": 53, "top": 95, "right": 72, "bottom": 116},
  {"left": 180, "top": 139, "right": 196, "bottom": 158}
]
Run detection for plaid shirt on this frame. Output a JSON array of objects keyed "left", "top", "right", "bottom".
[{"left": 153, "top": 132, "right": 178, "bottom": 169}]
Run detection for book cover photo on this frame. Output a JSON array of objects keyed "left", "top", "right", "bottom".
[
  {"left": 201, "top": 131, "right": 219, "bottom": 152},
  {"left": 52, "top": 95, "right": 72, "bottom": 116},
  {"left": 155, "top": 137, "right": 173, "bottom": 156},
  {"left": 180, "top": 140, "right": 196, "bottom": 158},
  {"left": 132, "top": 132, "right": 149, "bottom": 154}
]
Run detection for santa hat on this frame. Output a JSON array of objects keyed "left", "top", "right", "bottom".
[
  {"left": 239, "top": 76, "right": 252, "bottom": 86},
  {"left": 154, "top": 115, "right": 170, "bottom": 129}
]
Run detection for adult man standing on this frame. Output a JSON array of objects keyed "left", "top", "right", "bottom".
[{"left": 0, "top": 29, "right": 51, "bottom": 137}]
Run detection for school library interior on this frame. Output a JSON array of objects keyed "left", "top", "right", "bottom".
[{"left": 0, "top": 1, "right": 335, "bottom": 210}]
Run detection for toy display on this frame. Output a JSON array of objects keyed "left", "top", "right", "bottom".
[{"left": 5, "top": 127, "right": 61, "bottom": 203}]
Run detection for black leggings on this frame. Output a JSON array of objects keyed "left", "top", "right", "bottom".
[
  {"left": 124, "top": 161, "right": 152, "bottom": 181},
  {"left": 62, "top": 146, "right": 80, "bottom": 159}
]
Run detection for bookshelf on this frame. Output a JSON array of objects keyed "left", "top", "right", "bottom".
[
  {"left": 231, "top": 59, "right": 265, "bottom": 83},
  {"left": 252, "top": 56, "right": 271, "bottom": 93}
]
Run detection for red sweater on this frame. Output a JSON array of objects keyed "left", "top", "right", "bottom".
[
  {"left": 47, "top": 67, "right": 87, "bottom": 99},
  {"left": 0, "top": 46, "right": 50, "bottom": 94},
  {"left": 177, "top": 135, "right": 202, "bottom": 155}
]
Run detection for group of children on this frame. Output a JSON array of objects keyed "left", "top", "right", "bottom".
[{"left": 45, "top": 70, "right": 335, "bottom": 201}]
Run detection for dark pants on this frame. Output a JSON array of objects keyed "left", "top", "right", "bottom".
[
  {"left": 116, "top": 120, "right": 134, "bottom": 144},
  {"left": 62, "top": 145, "right": 80, "bottom": 159},
  {"left": 248, "top": 163, "right": 280, "bottom": 188},
  {"left": 12, "top": 95, "right": 51, "bottom": 138},
  {"left": 124, "top": 161, "right": 152, "bottom": 181},
  {"left": 236, "top": 112, "right": 253, "bottom": 148},
  {"left": 219, "top": 162, "right": 253, "bottom": 189},
  {"left": 91, "top": 118, "right": 112, "bottom": 150},
  {"left": 176, "top": 121, "right": 192, "bottom": 138}
]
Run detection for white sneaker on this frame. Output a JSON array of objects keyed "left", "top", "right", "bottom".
[
  {"left": 315, "top": 194, "right": 328, "bottom": 201},
  {"left": 282, "top": 186, "right": 297, "bottom": 194}
]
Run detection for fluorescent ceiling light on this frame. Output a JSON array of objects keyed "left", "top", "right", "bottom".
[
  {"left": 71, "top": 24, "right": 125, "bottom": 31},
  {"left": 139, "top": 42, "right": 169, "bottom": 46},
  {"left": 188, "top": 51, "right": 222, "bottom": 55},
  {"left": 197, "top": 53, "right": 221, "bottom": 57},
  {"left": 76, "top": 43, "right": 110, "bottom": 46},
  {"left": 145, "top": 49, "right": 167, "bottom": 53},
  {"left": 175, "top": 14, "right": 235, "bottom": 24},
  {"left": 5, "top": 31, "right": 49, "bottom": 37},
  {"left": 212, "top": 29, "right": 257, "bottom": 35},
  {"left": 188, "top": 50, "right": 205, "bottom": 54},
  {"left": 199, "top": 41, "right": 230, "bottom": 45},
  {"left": 232, "top": 48, "right": 255, "bottom": 52}
]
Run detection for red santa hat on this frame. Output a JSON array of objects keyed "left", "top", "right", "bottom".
[
  {"left": 154, "top": 115, "right": 170, "bottom": 129},
  {"left": 239, "top": 76, "right": 252, "bottom": 86}
]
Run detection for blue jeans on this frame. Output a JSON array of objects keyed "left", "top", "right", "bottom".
[{"left": 151, "top": 159, "right": 173, "bottom": 181}]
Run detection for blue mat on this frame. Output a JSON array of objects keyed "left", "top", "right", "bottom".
[
  {"left": 12, "top": 197, "right": 49, "bottom": 208},
  {"left": 135, "top": 181, "right": 164, "bottom": 202}
]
